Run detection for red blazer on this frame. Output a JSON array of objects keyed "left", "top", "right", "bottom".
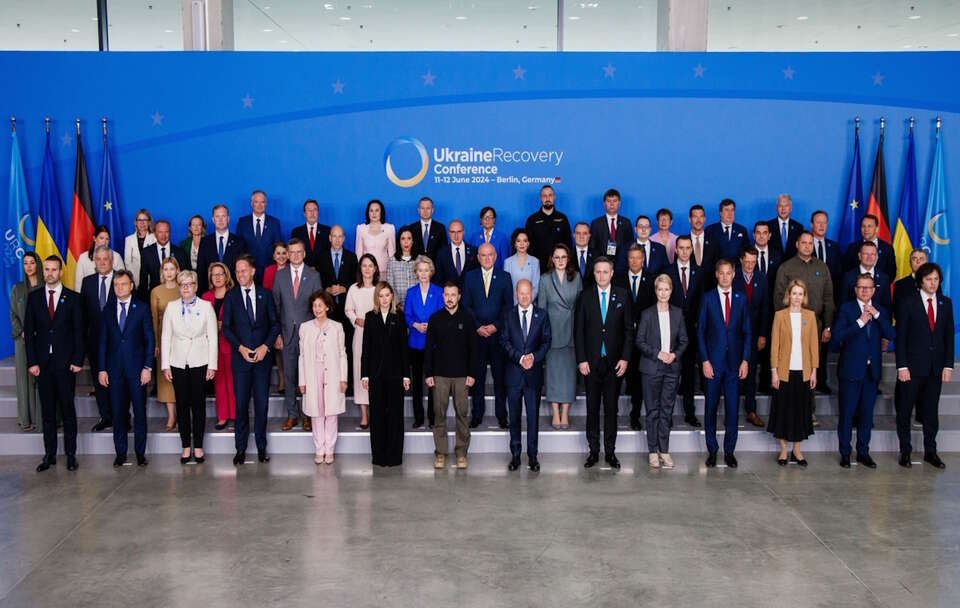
[{"left": 201, "top": 290, "right": 232, "bottom": 356}]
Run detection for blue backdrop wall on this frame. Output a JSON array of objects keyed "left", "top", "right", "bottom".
[{"left": 1, "top": 51, "right": 958, "bottom": 356}]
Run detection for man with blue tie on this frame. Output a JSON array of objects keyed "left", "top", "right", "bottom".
[
  {"left": 434, "top": 220, "right": 478, "bottom": 288},
  {"left": 573, "top": 222, "right": 594, "bottom": 286},
  {"left": 462, "top": 243, "right": 513, "bottom": 428},
  {"left": 704, "top": 198, "right": 749, "bottom": 265},
  {"left": 663, "top": 236, "right": 703, "bottom": 427},
  {"left": 407, "top": 196, "right": 447, "bottom": 262},
  {"left": 734, "top": 247, "right": 769, "bottom": 428},
  {"left": 766, "top": 193, "right": 804, "bottom": 260},
  {"left": 97, "top": 270, "right": 155, "bottom": 467},
  {"left": 236, "top": 190, "right": 283, "bottom": 285},
  {"left": 317, "top": 225, "right": 358, "bottom": 391},
  {"left": 222, "top": 254, "right": 281, "bottom": 465},
  {"left": 698, "top": 259, "right": 751, "bottom": 468},
  {"left": 831, "top": 273, "right": 895, "bottom": 468},
  {"left": 633, "top": 215, "right": 668, "bottom": 276},
  {"left": 80, "top": 246, "right": 116, "bottom": 432},
  {"left": 196, "top": 204, "right": 248, "bottom": 293},
  {"left": 500, "top": 279, "right": 552, "bottom": 472}
]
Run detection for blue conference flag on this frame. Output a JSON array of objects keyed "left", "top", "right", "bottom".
[
  {"left": 2, "top": 128, "right": 36, "bottom": 357},
  {"left": 920, "top": 128, "right": 950, "bottom": 296},
  {"left": 97, "top": 137, "right": 124, "bottom": 240},
  {"left": 838, "top": 127, "right": 864, "bottom": 251}
]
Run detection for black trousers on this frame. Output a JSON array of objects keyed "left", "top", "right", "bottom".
[
  {"left": 409, "top": 348, "right": 434, "bottom": 426},
  {"left": 895, "top": 374, "right": 942, "bottom": 455},
  {"left": 234, "top": 360, "right": 271, "bottom": 453},
  {"left": 369, "top": 376, "right": 405, "bottom": 466},
  {"left": 471, "top": 336, "right": 507, "bottom": 424},
  {"left": 584, "top": 357, "right": 622, "bottom": 456},
  {"left": 677, "top": 331, "right": 699, "bottom": 419},
  {"left": 38, "top": 365, "right": 77, "bottom": 458},
  {"left": 741, "top": 342, "right": 759, "bottom": 414},
  {"left": 625, "top": 351, "right": 643, "bottom": 425},
  {"left": 172, "top": 366, "right": 207, "bottom": 449}
]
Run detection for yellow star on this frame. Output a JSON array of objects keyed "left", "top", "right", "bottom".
[
  {"left": 849, "top": 200, "right": 859, "bottom": 210},
  {"left": 104, "top": 201, "right": 112, "bottom": 211}
]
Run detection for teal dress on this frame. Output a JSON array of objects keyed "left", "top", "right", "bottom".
[{"left": 10, "top": 280, "right": 41, "bottom": 430}]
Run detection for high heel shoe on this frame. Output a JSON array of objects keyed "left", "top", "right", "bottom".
[
  {"left": 181, "top": 452, "right": 191, "bottom": 465},
  {"left": 214, "top": 420, "right": 227, "bottom": 430},
  {"left": 777, "top": 457, "right": 788, "bottom": 466},
  {"left": 791, "top": 453, "right": 808, "bottom": 467},
  {"left": 193, "top": 451, "right": 206, "bottom": 464}
]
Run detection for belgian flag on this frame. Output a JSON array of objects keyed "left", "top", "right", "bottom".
[
  {"left": 65, "top": 124, "right": 95, "bottom": 290},
  {"left": 866, "top": 130, "right": 892, "bottom": 244}
]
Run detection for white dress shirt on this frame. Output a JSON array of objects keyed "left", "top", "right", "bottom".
[
  {"left": 597, "top": 285, "right": 610, "bottom": 309},
  {"left": 859, "top": 264, "right": 875, "bottom": 278},
  {"left": 252, "top": 213, "right": 266, "bottom": 234},
  {"left": 116, "top": 297, "right": 132, "bottom": 324},
  {"left": 241, "top": 284, "right": 257, "bottom": 317},
  {"left": 451, "top": 243, "right": 465, "bottom": 267},
  {"left": 290, "top": 263, "right": 305, "bottom": 288},
  {"left": 45, "top": 283, "right": 63, "bottom": 313},
  {"left": 658, "top": 309, "right": 671, "bottom": 353},
  {"left": 628, "top": 270, "right": 643, "bottom": 299},
  {"left": 716, "top": 286, "right": 732, "bottom": 315}
]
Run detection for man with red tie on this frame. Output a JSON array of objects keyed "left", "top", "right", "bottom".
[
  {"left": 290, "top": 199, "right": 330, "bottom": 270},
  {"left": 588, "top": 189, "right": 634, "bottom": 274}
]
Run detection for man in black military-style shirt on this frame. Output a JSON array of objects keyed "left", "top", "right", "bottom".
[{"left": 525, "top": 185, "right": 573, "bottom": 271}]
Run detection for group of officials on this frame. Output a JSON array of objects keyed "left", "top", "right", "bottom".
[{"left": 10, "top": 186, "right": 953, "bottom": 473}]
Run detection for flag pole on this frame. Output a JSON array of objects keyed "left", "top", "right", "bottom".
[
  {"left": 101, "top": 116, "right": 107, "bottom": 141},
  {"left": 880, "top": 116, "right": 885, "bottom": 134},
  {"left": 75, "top": 117, "right": 80, "bottom": 135},
  {"left": 44, "top": 116, "right": 50, "bottom": 134},
  {"left": 855, "top": 115, "right": 860, "bottom": 134},
  {"left": 10, "top": 116, "right": 15, "bottom": 133},
  {"left": 936, "top": 115, "right": 941, "bottom": 134},
  {"left": 909, "top": 116, "right": 914, "bottom": 132}
]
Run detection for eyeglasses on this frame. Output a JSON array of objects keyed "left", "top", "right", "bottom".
[{"left": 179, "top": 281, "right": 197, "bottom": 287}]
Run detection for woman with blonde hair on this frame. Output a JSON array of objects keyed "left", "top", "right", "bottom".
[
  {"left": 201, "top": 262, "right": 237, "bottom": 429},
  {"left": 768, "top": 279, "right": 819, "bottom": 467},
  {"left": 150, "top": 257, "right": 181, "bottom": 431},
  {"left": 124, "top": 208, "right": 156, "bottom": 291}
]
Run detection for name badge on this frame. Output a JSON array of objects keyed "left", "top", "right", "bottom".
[{"left": 606, "top": 241, "right": 617, "bottom": 256}]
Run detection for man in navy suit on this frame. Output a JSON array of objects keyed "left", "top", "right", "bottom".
[
  {"left": 462, "top": 243, "right": 513, "bottom": 428},
  {"left": 614, "top": 245, "right": 655, "bottom": 430},
  {"left": 811, "top": 210, "right": 842, "bottom": 394},
  {"left": 698, "top": 259, "right": 751, "bottom": 468},
  {"left": 407, "top": 196, "right": 447, "bottom": 262},
  {"left": 572, "top": 222, "right": 595, "bottom": 286},
  {"left": 500, "top": 279, "right": 552, "bottom": 472},
  {"left": 290, "top": 199, "right": 330, "bottom": 270},
  {"left": 138, "top": 219, "right": 188, "bottom": 300},
  {"left": 751, "top": 221, "right": 780, "bottom": 394},
  {"left": 236, "top": 190, "right": 283, "bottom": 285},
  {"left": 830, "top": 273, "right": 895, "bottom": 468},
  {"left": 434, "top": 219, "right": 477, "bottom": 288},
  {"left": 80, "top": 246, "right": 117, "bottom": 432},
  {"left": 316, "top": 225, "right": 358, "bottom": 389},
  {"left": 895, "top": 263, "right": 953, "bottom": 469},
  {"left": 766, "top": 193, "right": 804, "bottom": 260},
  {"left": 842, "top": 214, "right": 897, "bottom": 279},
  {"left": 588, "top": 188, "right": 634, "bottom": 274},
  {"left": 664, "top": 236, "right": 703, "bottom": 427},
  {"left": 633, "top": 215, "right": 668, "bottom": 276},
  {"left": 222, "top": 254, "right": 281, "bottom": 465},
  {"left": 704, "top": 198, "right": 750, "bottom": 266},
  {"left": 24, "top": 256, "right": 85, "bottom": 472},
  {"left": 685, "top": 204, "right": 718, "bottom": 282},
  {"left": 841, "top": 241, "right": 892, "bottom": 312},
  {"left": 734, "top": 247, "right": 769, "bottom": 428},
  {"left": 197, "top": 204, "right": 248, "bottom": 293},
  {"left": 575, "top": 256, "right": 632, "bottom": 469},
  {"left": 97, "top": 270, "right": 154, "bottom": 467}
]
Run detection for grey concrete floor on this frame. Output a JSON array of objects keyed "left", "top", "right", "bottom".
[{"left": 0, "top": 453, "right": 958, "bottom": 608}]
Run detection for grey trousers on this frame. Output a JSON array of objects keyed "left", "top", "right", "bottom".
[
  {"left": 642, "top": 371, "right": 680, "bottom": 453},
  {"left": 281, "top": 340, "right": 302, "bottom": 419},
  {"left": 433, "top": 377, "right": 470, "bottom": 457}
]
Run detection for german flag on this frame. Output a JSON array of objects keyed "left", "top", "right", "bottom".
[
  {"left": 866, "top": 130, "right": 892, "bottom": 244},
  {"left": 65, "top": 125, "right": 95, "bottom": 290}
]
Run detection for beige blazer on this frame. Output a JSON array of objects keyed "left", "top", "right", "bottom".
[
  {"left": 160, "top": 298, "right": 218, "bottom": 371},
  {"left": 769, "top": 308, "right": 819, "bottom": 382},
  {"left": 124, "top": 232, "right": 157, "bottom": 287},
  {"left": 298, "top": 319, "right": 349, "bottom": 417}
]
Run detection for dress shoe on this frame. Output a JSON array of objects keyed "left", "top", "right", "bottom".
[
  {"left": 584, "top": 453, "right": 599, "bottom": 468},
  {"left": 630, "top": 420, "right": 642, "bottom": 431},
  {"left": 192, "top": 454, "right": 204, "bottom": 464},
  {"left": 497, "top": 418, "right": 508, "bottom": 430},
  {"left": 215, "top": 421, "right": 227, "bottom": 430},
  {"left": 898, "top": 453, "right": 913, "bottom": 468},
  {"left": 790, "top": 454, "right": 808, "bottom": 468},
  {"left": 508, "top": 457, "right": 521, "bottom": 471},
  {"left": 840, "top": 455, "right": 851, "bottom": 468},
  {"left": 91, "top": 418, "right": 112, "bottom": 432},
  {"left": 164, "top": 421, "right": 177, "bottom": 432},
  {"left": 281, "top": 417, "right": 297, "bottom": 432},
  {"left": 705, "top": 452, "right": 717, "bottom": 467},
  {"left": 412, "top": 420, "right": 424, "bottom": 430},
  {"left": 359, "top": 423, "right": 369, "bottom": 430},
  {"left": 136, "top": 454, "right": 148, "bottom": 467},
  {"left": 302, "top": 418, "right": 312, "bottom": 432},
  {"left": 36, "top": 456, "right": 56, "bottom": 472},
  {"left": 66, "top": 455, "right": 78, "bottom": 471},
  {"left": 528, "top": 459, "right": 540, "bottom": 472},
  {"left": 456, "top": 456, "right": 468, "bottom": 469},
  {"left": 233, "top": 451, "right": 246, "bottom": 465},
  {"left": 258, "top": 449, "right": 270, "bottom": 463},
  {"left": 659, "top": 454, "right": 674, "bottom": 469},
  {"left": 685, "top": 415, "right": 702, "bottom": 428},
  {"left": 724, "top": 454, "right": 738, "bottom": 468},
  {"left": 746, "top": 412, "right": 764, "bottom": 428},
  {"left": 648, "top": 453, "right": 661, "bottom": 468},
  {"left": 181, "top": 454, "right": 191, "bottom": 464},
  {"left": 113, "top": 455, "right": 126, "bottom": 467},
  {"left": 924, "top": 453, "right": 946, "bottom": 469},
  {"left": 434, "top": 454, "right": 446, "bottom": 469},
  {"left": 856, "top": 454, "right": 877, "bottom": 469},
  {"left": 469, "top": 419, "right": 481, "bottom": 429},
  {"left": 605, "top": 455, "right": 621, "bottom": 470},
  {"left": 816, "top": 385, "right": 832, "bottom": 395}
]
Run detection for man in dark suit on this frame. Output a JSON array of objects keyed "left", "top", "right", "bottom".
[
  {"left": 407, "top": 196, "right": 447, "bottom": 262},
  {"left": 80, "top": 246, "right": 116, "bottom": 432},
  {"left": 588, "top": 188, "right": 634, "bottom": 274},
  {"left": 751, "top": 221, "right": 780, "bottom": 394},
  {"left": 698, "top": 259, "right": 751, "bottom": 468},
  {"left": 572, "top": 222, "right": 595, "bottom": 286},
  {"left": 236, "top": 190, "right": 283, "bottom": 285},
  {"left": 685, "top": 204, "right": 718, "bottom": 280},
  {"left": 138, "top": 219, "right": 188, "bottom": 300},
  {"left": 97, "top": 270, "right": 154, "bottom": 467},
  {"left": 766, "top": 193, "right": 804, "bottom": 260},
  {"left": 290, "top": 199, "right": 330, "bottom": 270},
  {"left": 434, "top": 219, "right": 477, "bottom": 288},
  {"left": 734, "top": 247, "right": 769, "bottom": 428},
  {"left": 633, "top": 215, "right": 669, "bottom": 276},
  {"left": 525, "top": 184, "right": 573, "bottom": 271},
  {"left": 663, "top": 236, "right": 703, "bottom": 427},
  {"left": 462, "top": 243, "right": 513, "bottom": 428},
  {"left": 221, "top": 254, "right": 281, "bottom": 465},
  {"left": 500, "top": 279, "right": 552, "bottom": 472},
  {"left": 895, "top": 263, "right": 953, "bottom": 469},
  {"left": 614, "top": 245, "right": 655, "bottom": 430},
  {"left": 317, "top": 225, "right": 358, "bottom": 391},
  {"left": 830, "top": 273, "right": 895, "bottom": 468},
  {"left": 892, "top": 248, "right": 935, "bottom": 314},
  {"left": 575, "top": 256, "right": 633, "bottom": 469},
  {"left": 197, "top": 204, "right": 248, "bottom": 294},
  {"left": 840, "top": 241, "right": 892, "bottom": 312},
  {"left": 704, "top": 198, "right": 750, "bottom": 266},
  {"left": 842, "top": 214, "right": 897, "bottom": 279},
  {"left": 24, "top": 256, "right": 85, "bottom": 472},
  {"left": 811, "top": 210, "right": 843, "bottom": 394}
]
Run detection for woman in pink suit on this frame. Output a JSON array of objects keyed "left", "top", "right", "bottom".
[
  {"left": 355, "top": 199, "right": 395, "bottom": 272},
  {"left": 201, "top": 262, "right": 237, "bottom": 430}
]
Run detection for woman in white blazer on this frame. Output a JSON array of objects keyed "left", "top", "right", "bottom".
[
  {"left": 299, "top": 290, "right": 349, "bottom": 465},
  {"left": 161, "top": 270, "right": 218, "bottom": 464},
  {"left": 123, "top": 209, "right": 157, "bottom": 290}
]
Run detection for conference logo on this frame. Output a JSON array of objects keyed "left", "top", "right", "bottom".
[{"left": 384, "top": 137, "right": 429, "bottom": 188}]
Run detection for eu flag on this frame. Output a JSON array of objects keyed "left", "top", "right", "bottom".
[
  {"left": 98, "top": 134, "right": 124, "bottom": 241},
  {"left": 838, "top": 126, "right": 864, "bottom": 251},
  {"left": 920, "top": 128, "right": 950, "bottom": 296}
]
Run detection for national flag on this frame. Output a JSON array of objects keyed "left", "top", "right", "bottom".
[
  {"left": 866, "top": 130, "right": 892, "bottom": 243},
  {"left": 919, "top": 128, "right": 950, "bottom": 296},
  {"left": 97, "top": 133, "right": 124, "bottom": 240},
  {"left": 892, "top": 128, "right": 920, "bottom": 281},
  {"left": 838, "top": 127, "right": 864, "bottom": 251},
  {"left": 34, "top": 130, "right": 67, "bottom": 264},
  {"left": 1, "top": 127, "right": 36, "bottom": 357},
  {"left": 65, "top": 130, "right": 95, "bottom": 290}
]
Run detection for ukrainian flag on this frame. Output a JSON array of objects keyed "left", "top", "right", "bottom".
[
  {"left": 892, "top": 127, "right": 919, "bottom": 281},
  {"left": 34, "top": 130, "right": 67, "bottom": 265}
]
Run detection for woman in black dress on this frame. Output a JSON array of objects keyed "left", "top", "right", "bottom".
[{"left": 361, "top": 281, "right": 411, "bottom": 466}]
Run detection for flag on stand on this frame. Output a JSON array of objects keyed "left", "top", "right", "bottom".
[
  {"left": 838, "top": 125, "right": 864, "bottom": 251},
  {"left": 2, "top": 125, "right": 36, "bottom": 357},
  {"left": 892, "top": 127, "right": 920, "bottom": 281},
  {"left": 97, "top": 128, "right": 124, "bottom": 241},
  {"left": 34, "top": 129, "right": 67, "bottom": 264},
  {"left": 919, "top": 126, "right": 950, "bottom": 296},
  {"left": 866, "top": 129, "right": 892, "bottom": 244},
  {"left": 65, "top": 128, "right": 95, "bottom": 290}
]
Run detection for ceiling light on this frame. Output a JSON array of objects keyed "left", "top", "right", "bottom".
[
  {"left": 164, "top": 29, "right": 174, "bottom": 33},
  {"left": 796, "top": 16, "right": 808, "bottom": 21},
  {"left": 263, "top": 5, "right": 271, "bottom": 9},
  {"left": 90, "top": 16, "right": 98, "bottom": 21},
  {"left": 339, "top": 16, "right": 352, "bottom": 20},
  {"left": 908, "top": 15, "right": 921, "bottom": 20},
  {"left": 71, "top": 28, "right": 80, "bottom": 33},
  {"left": 527, "top": 4, "right": 538, "bottom": 9},
  {"left": 948, "top": 32, "right": 960, "bottom": 37},
  {"left": 323, "top": 3, "right": 335, "bottom": 9},
  {"left": 568, "top": 16, "right": 581, "bottom": 20},
  {"left": 278, "top": 39, "right": 288, "bottom": 43},
  {"left": 455, "top": 16, "right": 467, "bottom": 20},
  {"left": 902, "top": 44, "right": 912, "bottom": 48},
  {"left": 263, "top": 28, "right": 273, "bottom": 32}
]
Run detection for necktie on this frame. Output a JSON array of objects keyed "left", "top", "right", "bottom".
[
  {"left": 681, "top": 267, "right": 688, "bottom": 296},
  {"left": 161, "top": 246, "right": 167, "bottom": 263},
  {"left": 865, "top": 307, "right": 871, "bottom": 338},
  {"left": 579, "top": 250, "right": 586, "bottom": 276},
  {"left": 760, "top": 251, "right": 766, "bottom": 274},
  {"left": 610, "top": 218, "right": 617, "bottom": 241},
  {"left": 817, "top": 240, "right": 824, "bottom": 262},
  {"left": 600, "top": 291, "right": 608, "bottom": 356},
  {"left": 725, "top": 226, "right": 731, "bottom": 242},
  {"left": 694, "top": 237, "right": 703, "bottom": 266},
  {"left": 245, "top": 288, "right": 255, "bottom": 324},
  {"left": 334, "top": 252, "right": 341, "bottom": 277},
  {"left": 631, "top": 275, "right": 638, "bottom": 302},
  {"left": 99, "top": 276, "right": 107, "bottom": 310},
  {"left": 521, "top": 309, "right": 528, "bottom": 341},
  {"left": 723, "top": 291, "right": 730, "bottom": 327},
  {"left": 483, "top": 272, "right": 490, "bottom": 297},
  {"left": 293, "top": 267, "right": 300, "bottom": 299},
  {"left": 119, "top": 302, "right": 127, "bottom": 332},
  {"left": 422, "top": 223, "right": 429, "bottom": 248},
  {"left": 455, "top": 247, "right": 462, "bottom": 275},
  {"left": 485, "top": 230, "right": 491, "bottom": 244},
  {"left": 643, "top": 244, "right": 649, "bottom": 269},
  {"left": 781, "top": 222, "right": 787, "bottom": 246},
  {"left": 48, "top": 290, "right": 55, "bottom": 320},
  {"left": 928, "top": 297, "right": 936, "bottom": 332},
  {"left": 218, "top": 236, "right": 225, "bottom": 261},
  {"left": 255, "top": 218, "right": 262, "bottom": 240},
  {"left": 309, "top": 226, "right": 315, "bottom": 250}
]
